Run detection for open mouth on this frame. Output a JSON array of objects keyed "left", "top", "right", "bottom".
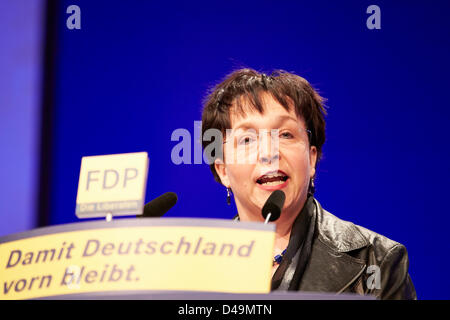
[{"left": 256, "top": 170, "right": 289, "bottom": 186}]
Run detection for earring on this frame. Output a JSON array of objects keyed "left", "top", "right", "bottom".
[
  {"left": 308, "top": 178, "right": 315, "bottom": 196},
  {"left": 226, "top": 187, "right": 232, "bottom": 205}
]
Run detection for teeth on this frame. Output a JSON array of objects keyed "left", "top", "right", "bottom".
[
  {"left": 256, "top": 171, "right": 288, "bottom": 185},
  {"left": 262, "top": 173, "right": 285, "bottom": 178},
  {"left": 261, "top": 180, "right": 285, "bottom": 186}
]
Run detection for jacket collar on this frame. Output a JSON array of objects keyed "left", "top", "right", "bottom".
[
  {"left": 298, "top": 198, "right": 370, "bottom": 293},
  {"left": 314, "top": 199, "right": 369, "bottom": 253}
]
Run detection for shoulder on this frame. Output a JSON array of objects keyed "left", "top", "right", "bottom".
[
  {"left": 314, "top": 198, "right": 402, "bottom": 257},
  {"left": 313, "top": 198, "right": 416, "bottom": 299}
]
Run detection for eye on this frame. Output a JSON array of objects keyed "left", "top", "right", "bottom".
[
  {"left": 280, "top": 131, "right": 294, "bottom": 139},
  {"left": 238, "top": 135, "right": 256, "bottom": 145}
]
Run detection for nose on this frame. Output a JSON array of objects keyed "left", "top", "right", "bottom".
[
  {"left": 259, "top": 153, "right": 279, "bottom": 165},
  {"left": 258, "top": 130, "right": 280, "bottom": 165}
]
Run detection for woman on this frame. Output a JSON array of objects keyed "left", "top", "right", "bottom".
[{"left": 201, "top": 68, "right": 416, "bottom": 299}]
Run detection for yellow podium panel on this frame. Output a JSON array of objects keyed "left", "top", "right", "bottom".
[{"left": 0, "top": 218, "right": 275, "bottom": 300}]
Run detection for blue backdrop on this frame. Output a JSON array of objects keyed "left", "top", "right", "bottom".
[
  {"left": 0, "top": 0, "right": 43, "bottom": 236},
  {"left": 48, "top": 0, "right": 450, "bottom": 299}
]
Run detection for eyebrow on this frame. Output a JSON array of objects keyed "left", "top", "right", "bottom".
[{"left": 233, "top": 115, "right": 300, "bottom": 131}]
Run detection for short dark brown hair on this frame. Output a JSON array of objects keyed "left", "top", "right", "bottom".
[{"left": 201, "top": 68, "right": 327, "bottom": 184}]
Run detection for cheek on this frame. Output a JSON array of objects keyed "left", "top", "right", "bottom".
[
  {"left": 284, "top": 150, "right": 311, "bottom": 181},
  {"left": 226, "top": 164, "right": 254, "bottom": 187}
]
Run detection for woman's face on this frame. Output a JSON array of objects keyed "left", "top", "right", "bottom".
[{"left": 215, "top": 94, "right": 317, "bottom": 222}]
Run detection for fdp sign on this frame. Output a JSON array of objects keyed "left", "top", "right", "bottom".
[{"left": 76, "top": 152, "right": 149, "bottom": 218}]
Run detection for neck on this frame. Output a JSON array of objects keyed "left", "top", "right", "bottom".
[
  {"left": 236, "top": 195, "right": 308, "bottom": 253},
  {"left": 272, "top": 205, "right": 301, "bottom": 253}
]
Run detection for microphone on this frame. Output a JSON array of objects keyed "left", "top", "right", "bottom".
[
  {"left": 261, "top": 190, "right": 285, "bottom": 223},
  {"left": 138, "top": 192, "right": 178, "bottom": 218}
]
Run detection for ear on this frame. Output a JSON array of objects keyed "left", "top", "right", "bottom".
[
  {"left": 214, "top": 158, "right": 230, "bottom": 187},
  {"left": 309, "top": 146, "right": 317, "bottom": 178}
]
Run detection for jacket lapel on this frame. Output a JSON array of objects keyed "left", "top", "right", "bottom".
[
  {"left": 299, "top": 239, "right": 366, "bottom": 293},
  {"left": 298, "top": 199, "right": 369, "bottom": 293}
]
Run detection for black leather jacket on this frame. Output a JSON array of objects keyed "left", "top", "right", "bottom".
[{"left": 296, "top": 198, "right": 417, "bottom": 299}]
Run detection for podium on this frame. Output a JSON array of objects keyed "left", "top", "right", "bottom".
[
  {"left": 0, "top": 218, "right": 373, "bottom": 300},
  {"left": 38, "top": 291, "right": 374, "bottom": 300}
]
